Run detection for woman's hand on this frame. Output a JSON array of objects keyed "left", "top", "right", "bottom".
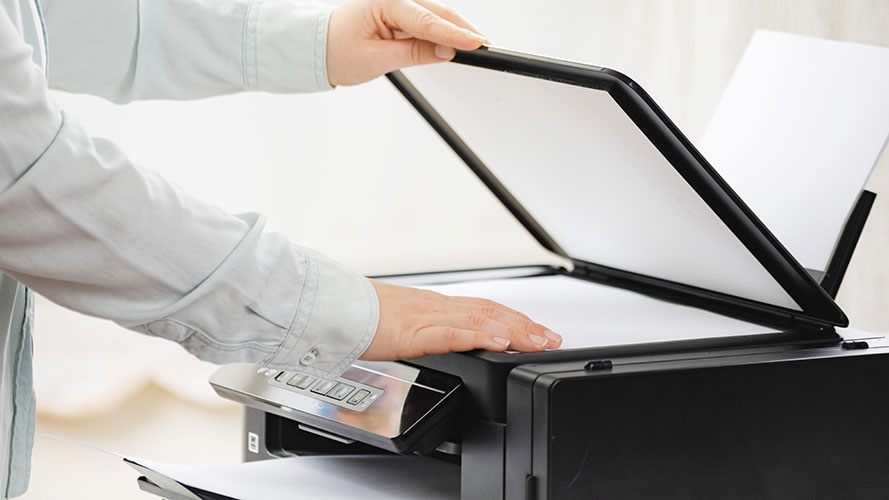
[
  {"left": 360, "top": 280, "right": 563, "bottom": 361},
  {"left": 326, "top": 0, "right": 487, "bottom": 87}
]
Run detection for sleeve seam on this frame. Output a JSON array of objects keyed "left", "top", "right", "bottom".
[
  {"left": 285, "top": 276, "right": 377, "bottom": 377},
  {"left": 313, "top": 9, "right": 322, "bottom": 89},
  {"left": 329, "top": 277, "right": 377, "bottom": 373},
  {"left": 314, "top": 8, "right": 332, "bottom": 90},
  {"left": 242, "top": 0, "right": 262, "bottom": 90},
  {"left": 1, "top": 112, "right": 65, "bottom": 196},
  {"left": 264, "top": 251, "right": 314, "bottom": 364},
  {"left": 144, "top": 318, "right": 278, "bottom": 352},
  {"left": 111, "top": 213, "right": 265, "bottom": 327}
]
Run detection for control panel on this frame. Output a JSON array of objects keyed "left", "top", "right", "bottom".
[
  {"left": 263, "top": 368, "right": 384, "bottom": 412},
  {"left": 210, "top": 361, "right": 462, "bottom": 454}
]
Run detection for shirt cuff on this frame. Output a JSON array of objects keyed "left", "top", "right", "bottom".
[
  {"left": 263, "top": 248, "right": 379, "bottom": 379},
  {"left": 245, "top": 0, "right": 334, "bottom": 92}
]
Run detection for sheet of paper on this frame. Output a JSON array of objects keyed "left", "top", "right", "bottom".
[
  {"left": 700, "top": 30, "right": 889, "bottom": 272},
  {"left": 129, "top": 455, "right": 459, "bottom": 500},
  {"left": 420, "top": 275, "right": 777, "bottom": 349}
]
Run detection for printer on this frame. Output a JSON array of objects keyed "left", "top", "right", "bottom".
[{"left": 201, "top": 47, "right": 889, "bottom": 500}]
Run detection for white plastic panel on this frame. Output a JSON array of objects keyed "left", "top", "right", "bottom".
[{"left": 402, "top": 63, "right": 799, "bottom": 310}]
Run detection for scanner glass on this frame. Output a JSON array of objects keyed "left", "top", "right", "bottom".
[
  {"left": 401, "top": 62, "right": 799, "bottom": 311},
  {"left": 416, "top": 274, "right": 778, "bottom": 350}
]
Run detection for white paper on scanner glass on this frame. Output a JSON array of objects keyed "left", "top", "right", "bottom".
[
  {"left": 420, "top": 275, "right": 776, "bottom": 349},
  {"left": 129, "top": 455, "right": 460, "bottom": 500},
  {"left": 700, "top": 30, "right": 889, "bottom": 272}
]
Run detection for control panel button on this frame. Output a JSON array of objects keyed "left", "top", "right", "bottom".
[
  {"left": 297, "top": 376, "right": 316, "bottom": 390},
  {"left": 328, "top": 384, "right": 355, "bottom": 401},
  {"left": 311, "top": 379, "right": 337, "bottom": 395},
  {"left": 347, "top": 389, "right": 370, "bottom": 405},
  {"left": 263, "top": 368, "right": 385, "bottom": 413}
]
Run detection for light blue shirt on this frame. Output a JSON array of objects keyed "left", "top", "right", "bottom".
[
  {"left": 0, "top": 0, "right": 380, "bottom": 495},
  {"left": 0, "top": 275, "right": 33, "bottom": 498}
]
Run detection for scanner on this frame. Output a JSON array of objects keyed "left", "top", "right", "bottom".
[{"left": 193, "top": 47, "right": 889, "bottom": 499}]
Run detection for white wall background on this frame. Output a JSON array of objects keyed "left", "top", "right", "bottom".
[{"left": 21, "top": 1, "right": 889, "bottom": 498}]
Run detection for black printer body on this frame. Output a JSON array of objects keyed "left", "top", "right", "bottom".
[
  {"left": 209, "top": 47, "right": 889, "bottom": 500},
  {"left": 231, "top": 323, "right": 889, "bottom": 500}
]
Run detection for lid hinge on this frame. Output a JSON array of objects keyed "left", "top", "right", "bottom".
[
  {"left": 787, "top": 316, "right": 840, "bottom": 338},
  {"left": 841, "top": 340, "right": 870, "bottom": 350},
  {"left": 570, "top": 261, "right": 610, "bottom": 282},
  {"left": 585, "top": 360, "right": 614, "bottom": 371},
  {"left": 525, "top": 474, "right": 537, "bottom": 500}
]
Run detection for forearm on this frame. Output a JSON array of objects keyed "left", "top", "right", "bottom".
[
  {"left": 1, "top": 114, "right": 377, "bottom": 378},
  {"left": 1, "top": 8, "right": 377, "bottom": 378},
  {"left": 41, "top": 0, "right": 334, "bottom": 103}
]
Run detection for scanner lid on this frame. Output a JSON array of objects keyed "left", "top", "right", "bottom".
[{"left": 389, "top": 47, "right": 848, "bottom": 331}]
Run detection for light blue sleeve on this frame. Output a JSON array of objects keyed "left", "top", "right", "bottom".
[
  {"left": 41, "top": 0, "right": 334, "bottom": 102},
  {"left": 0, "top": 4, "right": 379, "bottom": 380}
]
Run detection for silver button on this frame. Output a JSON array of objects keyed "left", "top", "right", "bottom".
[{"left": 300, "top": 347, "right": 319, "bottom": 366}]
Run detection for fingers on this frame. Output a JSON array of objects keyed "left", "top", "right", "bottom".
[
  {"left": 384, "top": 0, "right": 486, "bottom": 50},
  {"left": 455, "top": 299, "right": 562, "bottom": 349},
  {"left": 413, "top": 326, "right": 513, "bottom": 355},
  {"left": 378, "top": 38, "right": 455, "bottom": 72},
  {"left": 426, "top": 311, "right": 558, "bottom": 352},
  {"left": 413, "top": 294, "right": 563, "bottom": 354},
  {"left": 465, "top": 298, "right": 562, "bottom": 349},
  {"left": 444, "top": 295, "right": 533, "bottom": 322},
  {"left": 440, "top": 296, "right": 562, "bottom": 349},
  {"left": 412, "top": 0, "right": 482, "bottom": 34}
]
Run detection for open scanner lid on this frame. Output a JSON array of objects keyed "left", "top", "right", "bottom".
[{"left": 389, "top": 47, "right": 848, "bottom": 332}]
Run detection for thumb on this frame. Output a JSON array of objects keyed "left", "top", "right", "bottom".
[{"left": 378, "top": 38, "right": 456, "bottom": 73}]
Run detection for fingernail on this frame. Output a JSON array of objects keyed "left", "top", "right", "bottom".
[
  {"left": 466, "top": 30, "right": 488, "bottom": 44},
  {"left": 492, "top": 337, "right": 511, "bottom": 348},
  {"left": 435, "top": 45, "right": 456, "bottom": 59},
  {"left": 529, "top": 334, "right": 548, "bottom": 347},
  {"left": 544, "top": 329, "right": 562, "bottom": 343}
]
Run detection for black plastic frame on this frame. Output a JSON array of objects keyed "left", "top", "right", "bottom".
[
  {"left": 820, "top": 190, "right": 876, "bottom": 297},
  {"left": 386, "top": 46, "right": 848, "bottom": 331},
  {"left": 509, "top": 338, "right": 889, "bottom": 500}
]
